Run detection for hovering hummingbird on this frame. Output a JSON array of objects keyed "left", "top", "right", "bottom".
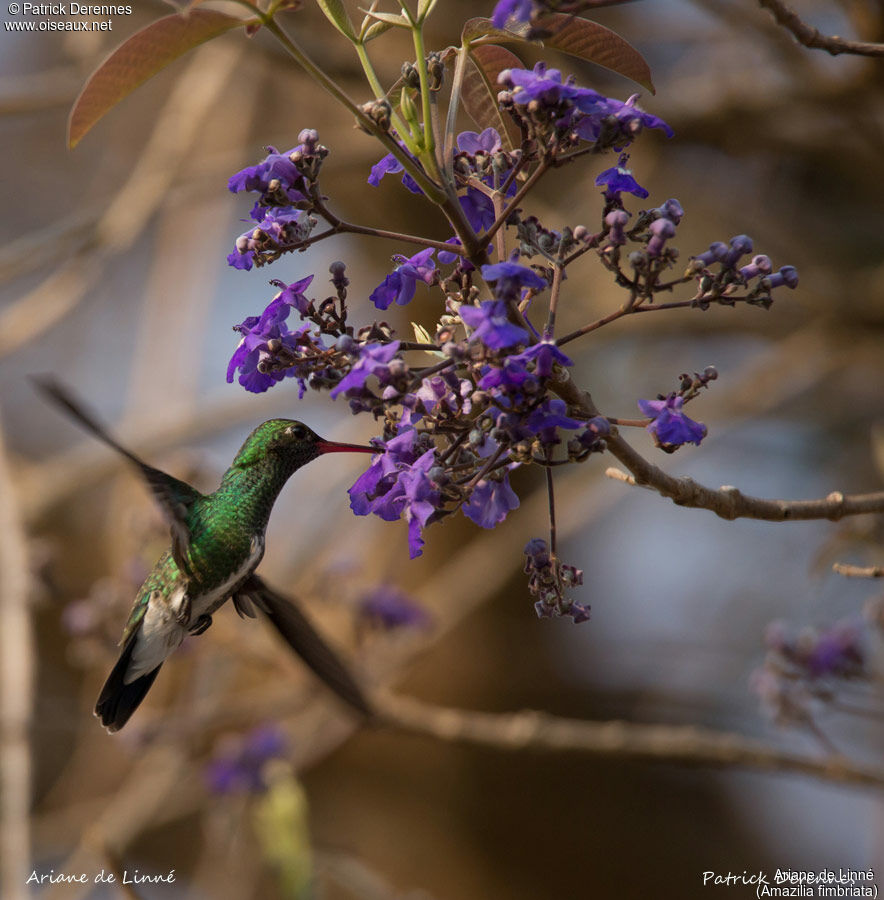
[{"left": 35, "top": 378, "right": 376, "bottom": 732}]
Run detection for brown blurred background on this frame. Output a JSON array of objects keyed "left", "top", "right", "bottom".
[{"left": 2, "top": 0, "right": 884, "bottom": 897}]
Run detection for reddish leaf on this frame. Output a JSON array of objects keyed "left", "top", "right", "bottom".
[
  {"left": 463, "top": 15, "right": 654, "bottom": 94},
  {"left": 68, "top": 10, "right": 247, "bottom": 148},
  {"left": 462, "top": 44, "right": 523, "bottom": 151}
]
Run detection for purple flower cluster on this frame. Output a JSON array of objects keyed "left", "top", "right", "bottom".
[
  {"left": 689, "top": 235, "right": 799, "bottom": 308},
  {"left": 205, "top": 723, "right": 288, "bottom": 795},
  {"left": 227, "top": 276, "right": 319, "bottom": 393},
  {"left": 524, "top": 538, "right": 589, "bottom": 623},
  {"left": 751, "top": 617, "right": 868, "bottom": 726},
  {"left": 348, "top": 428, "right": 440, "bottom": 558},
  {"left": 498, "top": 64, "right": 672, "bottom": 152},
  {"left": 226, "top": 130, "right": 327, "bottom": 270}
]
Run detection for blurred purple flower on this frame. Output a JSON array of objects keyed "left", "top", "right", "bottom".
[
  {"left": 492, "top": 0, "right": 534, "bottom": 28},
  {"left": 358, "top": 586, "right": 431, "bottom": 630},
  {"left": 205, "top": 723, "right": 288, "bottom": 795}
]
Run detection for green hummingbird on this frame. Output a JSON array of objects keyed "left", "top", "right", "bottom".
[{"left": 36, "top": 378, "right": 376, "bottom": 732}]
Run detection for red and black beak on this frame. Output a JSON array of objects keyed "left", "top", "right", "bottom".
[{"left": 315, "top": 439, "right": 378, "bottom": 455}]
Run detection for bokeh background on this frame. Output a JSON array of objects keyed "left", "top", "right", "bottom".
[{"left": 2, "top": 0, "right": 884, "bottom": 897}]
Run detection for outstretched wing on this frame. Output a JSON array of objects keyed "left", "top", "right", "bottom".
[
  {"left": 237, "top": 573, "right": 372, "bottom": 718},
  {"left": 33, "top": 376, "right": 202, "bottom": 576}
]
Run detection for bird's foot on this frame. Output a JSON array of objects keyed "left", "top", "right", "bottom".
[
  {"left": 174, "top": 594, "right": 192, "bottom": 627},
  {"left": 189, "top": 614, "right": 213, "bottom": 636}
]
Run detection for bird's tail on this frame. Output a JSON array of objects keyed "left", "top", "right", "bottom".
[{"left": 94, "top": 635, "right": 162, "bottom": 733}]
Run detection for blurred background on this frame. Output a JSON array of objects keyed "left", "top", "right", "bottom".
[{"left": 1, "top": 0, "right": 884, "bottom": 897}]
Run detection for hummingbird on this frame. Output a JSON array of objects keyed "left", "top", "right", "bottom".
[{"left": 35, "top": 377, "right": 377, "bottom": 732}]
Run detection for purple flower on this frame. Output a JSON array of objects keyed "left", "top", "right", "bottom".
[
  {"left": 437, "top": 237, "right": 464, "bottom": 265},
  {"left": 479, "top": 359, "right": 535, "bottom": 396},
  {"left": 370, "top": 248, "right": 436, "bottom": 310},
  {"left": 368, "top": 151, "right": 423, "bottom": 195},
  {"left": 647, "top": 218, "right": 677, "bottom": 257},
  {"left": 228, "top": 146, "right": 307, "bottom": 205},
  {"left": 501, "top": 63, "right": 609, "bottom": 115},
  {"left": 492, "top": 0, "right": 535, "bottom": 28},
  {"left": 457, "top": 128, "right": 502, "bottom": 154},
  {"left": 738, "top": 255, "right": 773, "bottom": 282},
  {"left": 330, "top": 341, "right": 402, "bottom": 399},
  {"left": 463, "top": 474, "right": 520, "bottom": 528},
  {"left": 764, "top": 266, "right": 799, "bottom": 290},
  {"left": 604, "top": 209, "right": 631, "bottom": 247},
  {"left": 481, "top": 260, "right": 547, "bottom": 301},
  {"left": 460, "top": 187, "right": 496, "bottom": 233},
  {"left": 638, "top": 394, "right": 707, "bottom": 449},
  {"left": 358, "top": 586, "right": 431, "bottom": 630},
  {"left": 692, "top": 242, "right": 729, "bottom": 268},
  {"left": 607, "top": 94, "right": 674, "bottom": 139},
  {"left": 507, "top": 340, "right": 573, "bottom": 377},
  {"left": 271, "top": 274, "right": 314, "bottom": 315},
  {"left": 524, "top": 397, "right": 584, "bottom": 444},
  {"left": 721, "top": 235, "right": 754, "bottom": 268},
  {"left": 227, "top": 207, "right": 315, "bottom": 270},
  {"left": 460, "top": 300, "right": 530, "bottom": 349},
  {"left": 595, "top": 156, "right": 648, "bottom": 199}
]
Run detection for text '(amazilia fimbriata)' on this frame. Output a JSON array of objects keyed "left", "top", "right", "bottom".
[{"left": 36, "top": 378, "right": 376, "bottom": 732}]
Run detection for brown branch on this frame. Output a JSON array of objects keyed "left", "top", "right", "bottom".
[
  {"left": 758, "top": 0, "right": 884, "bottom": 57},
  {"left": 550, "top": 375, "right": 884, "bottom": 522},
  {"left": 0, "top": 412, "right": 34, "bottom": 900},
  {"left": 375, "top": 692, "right": 884, "bottom": 789},
  {"left": 832, "top": 563, "right": 884, "bottom": 578}
]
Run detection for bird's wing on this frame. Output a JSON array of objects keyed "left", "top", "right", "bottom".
[
  {"left": 236, "top": 573, "right": 372, "bottom": 718},
  {"left": 33, "top": 376, "right": 202, "bottom": 578}
]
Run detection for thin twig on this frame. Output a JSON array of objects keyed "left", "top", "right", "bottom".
[
  {"left": 550, "top": 375, "right": 884, "bottom": 521},
  {"left": 832, "top": 563, "right": 884, "bottom": 578},
  {"left": 375, "top": 692, "right": 884, "bottom": 789},
  {"left": 758, "top": 0, "right": 884, "bottom": 57}
]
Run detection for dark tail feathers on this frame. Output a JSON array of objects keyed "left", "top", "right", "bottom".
[{"left": 94, "top": 636, "right": 161, "bottom": 733}]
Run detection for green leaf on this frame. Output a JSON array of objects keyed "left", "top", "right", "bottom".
[
  {"left": 462, "top": 44, "right": 523, "bottom": 151},
  {"left": 68, "top": 10, "right": 247, "bottom": 148},
  {"left": 358, "top": 8, "right": 410, "bottom": 27},
  {"left": 462, "top": 15, "right": 654, "bottom": 94},
  {"left": 315, "top": 0, "right": 356, "bottom": 41},
  {"left": 412, "top": 322, "right": 432, "bottom": 344},
  {"left": 360, "top": 17, "right": 394, "bottom": 42},
  {"left": 416, "top": 0, "right": 439, "bottom": 23}
]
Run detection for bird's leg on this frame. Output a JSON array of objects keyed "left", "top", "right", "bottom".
[
  {"left": 189, "top": 615, "right": 213, "bottom": 636},
  {"left": 174, "top": 594, "right": 192, "bottom": 627}
]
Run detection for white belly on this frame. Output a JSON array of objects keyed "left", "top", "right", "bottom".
[{"left": 126, "top": 537, "right": 264, "bottom": 682}]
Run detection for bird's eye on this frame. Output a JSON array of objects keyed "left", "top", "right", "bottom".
[{"left": 288, "top": 424, "right": 307, "bottom": 440}]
